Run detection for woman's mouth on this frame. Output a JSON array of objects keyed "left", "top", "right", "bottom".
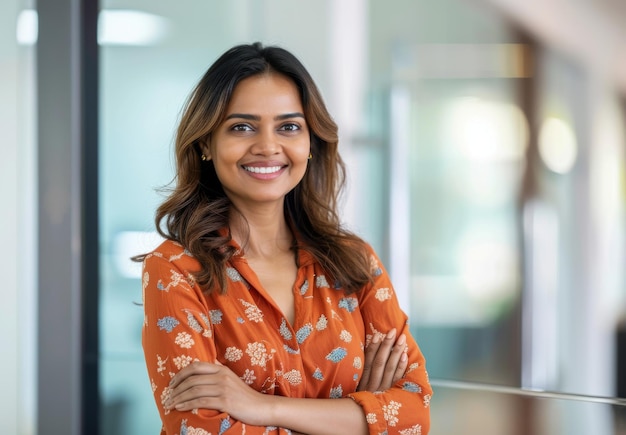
[{"left": 242, "top": 165, "right": 284, "bottom": 174}]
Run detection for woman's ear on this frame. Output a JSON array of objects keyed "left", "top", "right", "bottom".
[{"left": 198, "top": 139, "right": 212, "bottom": 161}]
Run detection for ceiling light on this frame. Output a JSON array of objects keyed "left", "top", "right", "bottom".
[
  {"left": 16, "top": 9, "right": 37, "bottom": 45},
  {"left": 98, "top": 10, "right": 169, "bottom": 46}
]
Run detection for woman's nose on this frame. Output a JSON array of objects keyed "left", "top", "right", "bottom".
[{"left": 251, "top": 129, "right": 280, "bottom": 155}]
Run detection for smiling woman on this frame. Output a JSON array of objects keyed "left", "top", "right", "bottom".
[
  {"left": 137, "top": 42, "right": 432, "bottom": 435},
  {"left": 201, "top": 73, "right": 311, "bottom": 211}
]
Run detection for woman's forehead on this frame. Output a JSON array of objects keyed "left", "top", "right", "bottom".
[{"left": 225, "top": 73, "right": 303, "bottom": 115}]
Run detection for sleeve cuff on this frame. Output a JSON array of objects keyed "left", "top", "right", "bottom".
[{"left": 346, "top": 390, "right": 387, "bottom": 434}]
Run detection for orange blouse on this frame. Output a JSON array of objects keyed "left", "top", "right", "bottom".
[{"left": 142, "top": 238, "right": 432, "bottom": 434}]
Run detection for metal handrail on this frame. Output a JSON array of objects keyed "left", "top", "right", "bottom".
[{"left": 430, "top": 379, "right": 626, "bottom": 406}]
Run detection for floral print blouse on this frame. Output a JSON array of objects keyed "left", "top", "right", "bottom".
[{"left": 142, "top": 238, "right": 432, "bottom": 435}]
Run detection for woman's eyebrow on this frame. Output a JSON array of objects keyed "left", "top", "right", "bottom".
[
  {"left": 274, "top": 112, "right": 305, "bottom": 121},
  {"left": 224, "top": 112, "right": 305, "bottom": 121},
  {"left": 224, "top": 113, "right": 260, "bottom": 121}
]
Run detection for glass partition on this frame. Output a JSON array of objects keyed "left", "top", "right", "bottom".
[{"left": 368, "top": 1, "right": 528, "bottom": 388}]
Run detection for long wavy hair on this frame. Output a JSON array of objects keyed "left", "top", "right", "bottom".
[{"left": 153, "top": 42, "right": 372, "bottom": 294}]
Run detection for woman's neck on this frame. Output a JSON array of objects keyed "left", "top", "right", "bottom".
[{"left": 228, "top": 207, "right": 293, "bottom": 260}]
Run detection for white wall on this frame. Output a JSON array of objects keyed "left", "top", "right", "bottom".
[
  {"left": 0, "top": 1, "right": 20, "bottom": 432},
  {"left": 0, "top": 1, "right": 36, "bottom": 434}
]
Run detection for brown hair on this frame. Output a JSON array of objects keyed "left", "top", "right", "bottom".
[{"left": 152, "top": 42, "right": 372, "bottom": 294}]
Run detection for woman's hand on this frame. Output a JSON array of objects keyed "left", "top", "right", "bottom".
[
  {"left": 164, "top": 361, "right": 271, "bottom": 426},
  {"left": 357, "top": 328, "right": 408, "bottom": 392}
]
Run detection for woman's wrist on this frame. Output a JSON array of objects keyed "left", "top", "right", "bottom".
[
  {"left": 262, "top": 394, "right": 289, "bottom": 428},
  {"left": 256, "top": 396, "right": 368, "bottom": 435},
  {"left": 240, "top": 392, "right": 284, "bottom": 428}
]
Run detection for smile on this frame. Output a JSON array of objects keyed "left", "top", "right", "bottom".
[{"left": 242, "top": 165, "right": 283, "bottom": 174}]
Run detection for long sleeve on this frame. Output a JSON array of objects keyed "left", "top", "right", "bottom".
[
  {"left": 347, "top": 248, "right": 432, "bottom": 435},
  {"left": 142, "top": 245, "right": 295, "bottom": 435}
]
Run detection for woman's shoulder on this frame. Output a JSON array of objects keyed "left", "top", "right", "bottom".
[
  {"left": 346, "top": 236, "right": 378, "bottom": 259},
  {"left": 343, "top": 237, "right": 385, "bottom": 278},
  {"left": 144, "top": 238, "right": 200, "bottom": 270}
]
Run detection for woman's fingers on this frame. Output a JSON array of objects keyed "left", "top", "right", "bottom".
[
  {"left": 368, "top": 329, "right": 397, "bottom": 389},
  {"left": 359, "top": 328, "right": 406, "bottom": 392},
  {"left": 359, "top": 332, "right": 382, "bottom": 390},
  {"left": 165, "top": 362, "right": 223, "bottom": 409},
  {"left": 166, "top": 378, "right": 226, "bottom": 410},
  {"left": 166, "top": 379, "right": 216, "bottom": 409},
  {"left": 379, "top": 333, "right": 407, "bottom": 389},
  {"left": 169, "top": 361, "right": 220, "bottom": 389},
  {"left": 172, "top": 396, "right": 219, "bottom": 412},
  {"left": 360, "top": 329, "right": 394, "bottom": 391},
  {"left": 393, "top": 344, "right": 409, "bottom": 384}
]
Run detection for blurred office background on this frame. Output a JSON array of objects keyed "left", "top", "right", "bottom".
[{"left": 2, "top": 0, "right": 626, "bottom": 434}]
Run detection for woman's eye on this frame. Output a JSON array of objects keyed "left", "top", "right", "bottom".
[
  {"left": 280, "top": 123, "right": 300, "bottom": 132},
  {"left": 231, "top": 124, "right": 253, "bottom": 132}
]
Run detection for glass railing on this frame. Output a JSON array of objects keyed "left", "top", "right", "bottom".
[{"left": 430, "top": 379, "right": 626, "bottom": 435}]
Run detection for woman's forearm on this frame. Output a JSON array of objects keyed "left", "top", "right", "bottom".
[
  {"left": 265, "top": 396, "right": 368, "bottom": 435},
  {"left": 165, "top": 362, "right": 370, "bottom": 434}
]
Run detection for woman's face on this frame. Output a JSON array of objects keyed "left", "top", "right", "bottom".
[{"left": 204, "top": 73, "right": 310, "bottom": 213}]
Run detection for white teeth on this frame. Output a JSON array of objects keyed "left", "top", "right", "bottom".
[{"left": 243, "top": 166, "right": 282, "bottom": 174}]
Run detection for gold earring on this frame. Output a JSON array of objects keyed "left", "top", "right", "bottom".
[
  {"left": 201, "top": 154, "right": 208, "bottom": 161},
  {"left": 308, "top": 152, "right": 312, "bottom": 160}
]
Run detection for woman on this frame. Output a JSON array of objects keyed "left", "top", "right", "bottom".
[{"left": 141, "top": 42, "right": 432, "bottom": 434}]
